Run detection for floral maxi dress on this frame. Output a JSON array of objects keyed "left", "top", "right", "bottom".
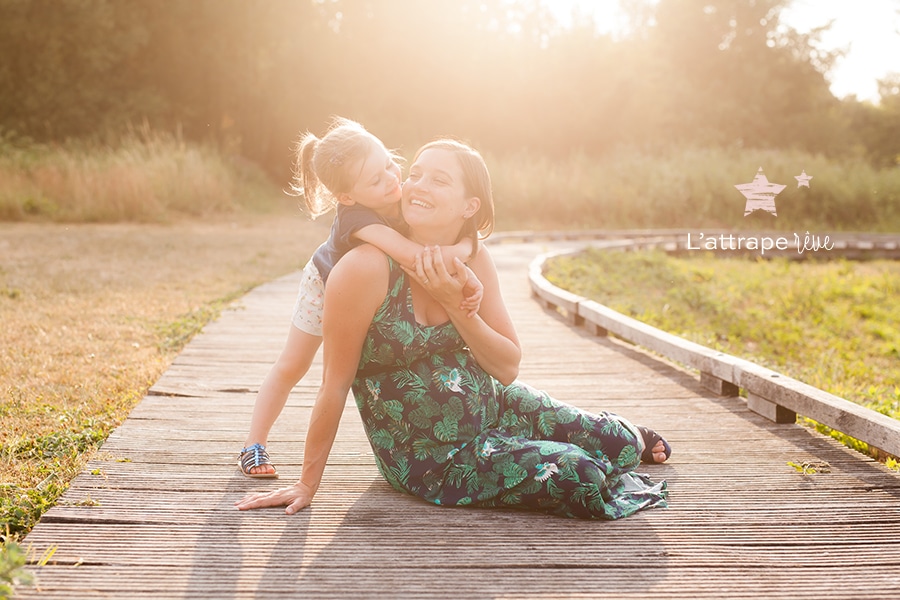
[{"left": 351, "top": 259, "right": 668, "bottom": 519}]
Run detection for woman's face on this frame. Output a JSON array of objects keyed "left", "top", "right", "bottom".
[{"left": 402, "top": 148, "right": 479, "bottom": 237}]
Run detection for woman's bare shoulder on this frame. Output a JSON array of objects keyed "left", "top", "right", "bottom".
[
  {"left": 329, "top": 243, "right": 391, "bottom": 288},
  {"left": 340, "top": 243, "right": 391, "bottom": 271},
  {"left": 468, "top": 242, "right": 498, "bottom": 278}
]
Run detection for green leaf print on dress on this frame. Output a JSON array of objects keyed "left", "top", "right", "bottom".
[
  {"left": 441, "top": 397, "right": 464, "bottom": 421},
  {"left": 387, "top": 455, "right": 410, "bottom": 487},
  {"left": 617, "top": 445, "right": 638, "bottom": 468},
  {"left": 382, "top": 399, "right": 404, "bottom": 422},
  {"left": 370, "top": 428, "right": 395, "bottom": 450},
  {"left": 536, "top": 441, "right": 570, "bottom": 456},
  {"left": 601, "top": 418, "right": 625, "bottom": 437},
  {"left": 499, "top": 460, "right": 529, "bottom": 488},
  {"left": 533, "top": 408, "right": 555, "bottom": 436},
  {"left": 412, "top": 436, "right": 439, "bottom": 461},
  {"left": 433, "top": 417, "right": 459, "bottom": 442},
  {"left": 555, "top": 405, "right": 579, "bottom": 424},
  {"left": 393, "top": 319, "right": 416, "bottom": 347}
]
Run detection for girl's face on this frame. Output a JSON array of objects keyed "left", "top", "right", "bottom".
[
  {"left": 340, "top": 145, "right": 402, "bottom": 215},
  {"left": 402, "top": 148, "right": 480, "bottom": 237}
]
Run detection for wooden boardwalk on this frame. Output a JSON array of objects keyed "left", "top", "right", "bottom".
[{"left": 20, "top": 241, "right": 900, "bottom": 599}]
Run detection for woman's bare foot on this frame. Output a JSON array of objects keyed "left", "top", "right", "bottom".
[
  {"left": 637, "top": 426, "right": 672, "bottom": 464},
  {"left": 647, "top": 439, "right": 669, "bottom": 463}
]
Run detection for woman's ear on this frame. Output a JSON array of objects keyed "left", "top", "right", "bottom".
[{"left": 463, "top": 196, "right": 481, "bottom": 219}]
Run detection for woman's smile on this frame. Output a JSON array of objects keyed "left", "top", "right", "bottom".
[{"left": 407, "top": 197, "right": 433, "bottom": 209}]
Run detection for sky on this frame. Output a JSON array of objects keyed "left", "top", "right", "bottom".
[
  {"left": 781, "top": 0, "right": 900, "bottom": 101},
  {"left": 546, "top": 0, "right": 900, "bottom": 102}
]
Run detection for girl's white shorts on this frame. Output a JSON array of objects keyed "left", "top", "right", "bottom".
[{"left": 291, "top": 259, "right": 325, "bottom": 336}]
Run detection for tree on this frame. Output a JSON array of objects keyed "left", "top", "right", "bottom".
[
  {"left": 0, "top": 0, "right": 152, "bottom": 137},
  {"left": 638, "top": 0, "right": 839, "bottom": 151}
]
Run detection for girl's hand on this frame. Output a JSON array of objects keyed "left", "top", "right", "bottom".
[
  {"left": 456, "top": 258, "right": 483, "bottom": 317},
  {"left": 234, "top": 481, "right": 315, "bottom": 515}
]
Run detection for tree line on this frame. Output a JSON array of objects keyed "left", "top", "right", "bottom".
[{"left": 1, "top": 0, "right": 898, "bottom": 176}]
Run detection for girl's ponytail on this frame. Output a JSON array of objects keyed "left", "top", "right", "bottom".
[
  {"left": 288, "top": 117, "right": 388, "bottom": 219},
  {"left": 290, "top": 133, "right": 332, "bottom": 218}
]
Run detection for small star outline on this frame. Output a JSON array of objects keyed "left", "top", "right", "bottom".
[{"left": 795, "top": 170, "right": 813, "bottom": 188}]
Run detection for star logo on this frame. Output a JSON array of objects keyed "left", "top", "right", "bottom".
[
  {"left": 795, "top": 170, "right": 813, "bottom": 188},
  {"left": 735, "top": 167, "right": 786, "bottom": 216}
]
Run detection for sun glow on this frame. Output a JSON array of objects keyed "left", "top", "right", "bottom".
[
  {"left": 781, "top": 0, "right": 900, "bottom": 101},
  {"left": 543, "top": 0, "right": 900, "bottom": 102}
]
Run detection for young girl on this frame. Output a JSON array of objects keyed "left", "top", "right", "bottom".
[{"left": 238, "top": 118, "right": 480, "bottom": 478}]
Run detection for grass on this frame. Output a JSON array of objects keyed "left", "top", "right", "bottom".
[
  {"left": 0, "top": 538, "right": 55, "bottom": 599},
  {"left": 4, "top": 132, "right": 900, "bottom": 233},
  {"left": 0, "top": 127, "right": 285, "bottom": 223},
  {"left": 0, "top": 215, "right": 327, "bottom": 545},
  {"left": 486, "top": 147, "right": 900, "bottom": 232},
  {"left": 543, "top": 248, "right": 900, "bottom": 460},
  {"left": 0, "top": 540, "right": 31, "bottom": 599}
]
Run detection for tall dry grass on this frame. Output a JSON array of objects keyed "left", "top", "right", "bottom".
[
  {"left": 0, "top": 128, "right": 283, "bottom": 222},
  {"left": 3, "top": 131, "right": 898, "bottom": 232},
  {"left": 486, "top": 147, "right": 900, "bottom": 232}
]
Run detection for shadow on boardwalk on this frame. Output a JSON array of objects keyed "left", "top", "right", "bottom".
[
  {"left": 183, "top": 478, "right": 667, "bottom": 598},
  {"left": 19, "top": 241, "right": 900, "bottom": 599}
]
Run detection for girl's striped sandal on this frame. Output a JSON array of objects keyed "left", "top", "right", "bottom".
[{"left": 238, "top": 443, "right": 279, "bottom": 479}]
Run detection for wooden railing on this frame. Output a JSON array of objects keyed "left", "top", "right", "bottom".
[{"left": 490, "top": 230, "right": 900, "bottom": 459}]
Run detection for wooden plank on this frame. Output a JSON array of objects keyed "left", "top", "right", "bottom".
[{"left": 18, "top": 565, "right": 900, "bottom": 600}]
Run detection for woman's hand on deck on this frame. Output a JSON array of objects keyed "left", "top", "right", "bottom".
[{"left": 234, "top": 481, "right": 315, "bottom": 515}]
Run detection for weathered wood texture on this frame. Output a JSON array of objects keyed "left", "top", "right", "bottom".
[{"left": 20, "top": 241, "right": 900, "bottom": 599}]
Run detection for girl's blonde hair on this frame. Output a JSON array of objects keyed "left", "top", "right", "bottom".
[
  {"left": 413, "top": 139, "right": 495, "bottom": 247},
  {"left": 289, "top": 117, "right": 397, "bottom": 218}
]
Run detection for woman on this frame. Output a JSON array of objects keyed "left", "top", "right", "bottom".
[{"left": 236, "top": 140, "right": 669, "bottom": 519}]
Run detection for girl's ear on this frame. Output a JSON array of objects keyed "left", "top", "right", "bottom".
[
  {"left": 336, "top": 193, "right": 356, "bottom": 206},
  {"left": 463, "top": 196, "right": 481, "bottom": 220}
]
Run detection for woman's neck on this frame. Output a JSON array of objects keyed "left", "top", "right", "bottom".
[{"left": 408, "top": 226, "right": 460, "bottom": 248}]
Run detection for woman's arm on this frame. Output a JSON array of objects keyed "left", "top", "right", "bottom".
[
  {"left": 413, "top": 245, "right": 521, "bottom": 385},
  {"left": 235, "top": 245, "right": 388, "bottom": 513}
]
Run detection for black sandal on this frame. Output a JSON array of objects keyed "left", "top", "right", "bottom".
[
  {"left": 238, "top": 443, "right": 279, "bottom": 479},
  {"left": 637, "top": 426, "right": 672, "bottom": 464}
]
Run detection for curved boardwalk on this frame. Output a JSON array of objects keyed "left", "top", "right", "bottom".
[{"left": 20, "top": 241, "right": 900, "bottom": 599}]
